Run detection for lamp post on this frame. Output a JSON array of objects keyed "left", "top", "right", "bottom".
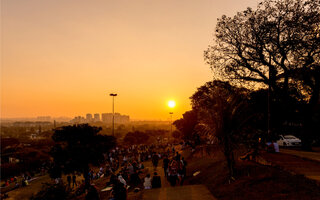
[
  {"left": 169, "top": 112, "right": 173, "bottom": 135},
  {"left": 109, "top": 93, "right": 117, "bottom": 137}
]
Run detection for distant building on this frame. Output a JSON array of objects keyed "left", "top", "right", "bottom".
[
  {"left": 102, "top": 113, "right": 113, "bottom": 123},
  {"left": 70, "top": 113, "right": 129, "bottom": 124},
  {"left": 115, "top": 113, "right": 130, "bottom": 124},
  {"left": 37, "top": 116, "right": 51, "bottom": 121},
  {"left": 86, "top": 113, "right": 93, "bottom": 122},
  {"left": 102, "top": 113, "right": 130, "bottom": 124},
  {"left": 71, "top": 116, "right": 86, "bottom": 124},
  {"left": 94, "top": 113, "right": 100, "bottom": 122},
  {"left": 13, "top": 121, "right": 52, "bottom": 127}
]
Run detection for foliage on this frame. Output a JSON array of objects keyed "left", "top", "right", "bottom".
[
  {"left": 172, "top": 130, "right": 183, "bottom": 139},
  {"left": 173, "top": 110, "right": 198, "bottom": 140},
  {"left": 205, "top": 0, "right": 320, "bottom": 92},
  {"left": 205, "top": 0, "right": 320, "bottom": 149},
  {"left": 50, "top": 124, "right": 116, "bottom": 181},
  {"left": 123, "top": 131, "right": 150, "bottom": 145},
  {"left": 191, "top": 80, "right": 254, "bottom": 177}
]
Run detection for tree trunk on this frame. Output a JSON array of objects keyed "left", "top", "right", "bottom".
[
  {"left": 301, "top": 70, "right": 320, "bottom": 151},
  {"left": 224, "top": 138, "right": 235, "bottom": 178},
  {"left": 225, "top": 151, "right": 235, "bottom": 178}
]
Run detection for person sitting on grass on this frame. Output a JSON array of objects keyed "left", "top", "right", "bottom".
[
  {"left": 151, "top": 172, "right": 161, "bottom": 188},
  {"left": 143, "top": 174, "right": 152, "bottom": 189}
]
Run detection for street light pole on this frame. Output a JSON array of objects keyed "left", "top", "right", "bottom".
[
  {"left": 169, "top": 112, "right": 173, "bottom": 135},
  {"left": 109, "top": 93, "right": 117, "bottom": 137}
]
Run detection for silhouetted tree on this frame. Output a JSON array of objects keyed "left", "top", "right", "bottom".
[
  {"left": 205, "top": 0, "right": 320, "bottom": 149},
  {"left": 173, "top": 110, "right": 198, "bottom": 140},
  {"left": 205, "top": 0, "right": 320, "bottom": 91},
  {"left": 191, "top": 81, "right": 254, "bottom": 178},
  {"left": 50, "top": 124, "right": 116, "bottom": 188},
  {"left": 172, "top": 130, "right": 182, "bottom": 139}
]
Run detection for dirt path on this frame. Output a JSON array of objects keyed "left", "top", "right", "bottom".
[{"left": 5, "top": 175, "right": 50, "bottom": 200}]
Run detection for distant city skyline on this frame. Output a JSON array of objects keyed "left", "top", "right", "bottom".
[
  {"left": 71, "top": 112, "right": 130, "bottom": 124},
  {"left": 1, "top": 112, "right": 172, "bottom": 122}
]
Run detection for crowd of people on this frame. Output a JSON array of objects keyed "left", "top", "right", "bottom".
[
  {"left": 1, "top": 143, "right": 190, "bottom": 200},
  {"left": 83, "top": 143, "right": 189, "bottom": 200},
  {"left": 103, "top": 144, "right": 169, "bottom": 199},
  {"left": 162, "top": 152, "right": 187, "bottom": 187}
]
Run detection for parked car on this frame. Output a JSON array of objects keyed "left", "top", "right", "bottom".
[{"left": 277, "top": 135, "right": 301, "bottom": 146}]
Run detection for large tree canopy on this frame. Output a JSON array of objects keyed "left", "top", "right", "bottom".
[
  {"left": 50, "top": 124, "right": 116, "bottom": 183},
  {"left": 205, "top": 0, "right": 320, "bottom": 98}
]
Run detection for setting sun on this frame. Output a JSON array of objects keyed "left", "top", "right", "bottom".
[{"left": 168, "top": 100, "right": 176, "bottom": 108}]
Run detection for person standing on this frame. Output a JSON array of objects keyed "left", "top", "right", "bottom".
[
  {"left": 72, "top": 174, "right": 77, "bottom": 187},
  {"left": 67, "top": 175, "right": 71, "bottom": 187},
  {"left": 163, "top": 155, "right": 169, "bottom": 177},
  {"left": 179, "top": 157, "right": 187, "bottom": 185},
  {"left": 152, "top": 153, "right": 159, "bottom": 170},
  {"left": 168, "top": 159, "right": 178, "bottom": 186}
]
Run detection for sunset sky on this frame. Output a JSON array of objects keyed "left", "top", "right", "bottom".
[{"left": 1, "top": 0, "right": 259, "bottom": 120}]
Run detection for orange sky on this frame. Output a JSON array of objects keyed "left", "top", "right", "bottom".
[{"left": 1, "top": 0, "right": 259, "bottom": 120}]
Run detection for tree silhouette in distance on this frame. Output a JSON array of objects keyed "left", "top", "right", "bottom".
[{"left": 50, "top": 124, "right": 116, "bottom": 187}]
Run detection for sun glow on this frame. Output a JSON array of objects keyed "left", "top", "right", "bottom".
[{"left": 168, "top": 100, "right": 176, "bottom": 108}]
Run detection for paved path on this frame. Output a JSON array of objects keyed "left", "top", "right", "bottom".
[
  {"left": 141, "top": 159, "right": 216, "bottom": 200},
  {"left": 143, "top": 184, "right": 216, "bottom": 200},
  {"left": 281, "top": 148, "right": 320, "bottom": 162}
]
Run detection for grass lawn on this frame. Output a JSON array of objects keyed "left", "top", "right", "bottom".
[{"left": 184, "top": 145, "right": 320, "bottom": 200}]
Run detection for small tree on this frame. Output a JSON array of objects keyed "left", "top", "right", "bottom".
[{"left": 50, "top": 124, "right": 116, "bottom": 187}]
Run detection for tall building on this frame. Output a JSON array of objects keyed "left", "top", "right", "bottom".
[
  {"left": 101, "top": 113, "right": 113, "bottom": 123},
  {"left": 101, "top": 113, "right": 130, "bottom": 124},
  {"left": 93, "top": 113, "right": 100, "bottom": 122},
  {"left": 86, "top": 113, "right": 93, "bottom": 122}
]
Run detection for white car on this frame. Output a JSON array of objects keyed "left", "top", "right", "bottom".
[{"left": 277, "top": 135, "right": 301, "bottom": 146}]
